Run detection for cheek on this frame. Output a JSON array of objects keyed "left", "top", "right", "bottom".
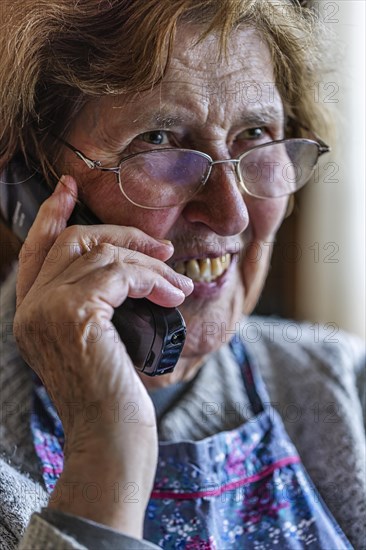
[
  {"left": 180, "top": 267, "right": 245, "bottom": 357},
  {"left": 238, "top": 196, "right": 288, "bottom": 315},
  {"left": 77, "top": 172, "right": 180, "bottom": 238},
  {"left": 245, "top": 196, "right": 288, "bottom": 240}
]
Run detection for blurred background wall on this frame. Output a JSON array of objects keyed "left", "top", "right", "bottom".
[
  {"left": 296, "top": 0, "right": 365, "bottom": 339},
  {"left": 257, "top": 0, "right": 365, "bottom": 341}
]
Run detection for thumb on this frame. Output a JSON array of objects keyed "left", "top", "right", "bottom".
[{"left": 16, "top": 175, "right": 78, "bottom": 307}]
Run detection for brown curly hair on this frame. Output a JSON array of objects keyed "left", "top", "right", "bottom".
[{"left": 0, "top": 0, "right": 330, "bottom": 186}]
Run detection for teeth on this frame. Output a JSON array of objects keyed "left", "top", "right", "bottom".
[
  {"left": 186, "top": 259, "right": 200, "bottom": 279},
  {"left": 211, "top": 257, "right": 224, "bottom": 278},
  {"left": 199, "top": 258, "right": 211, "bottom": 281},
  {"left": 175, "top": 261, "right": 186, "bottom": 275},
  {"left": 175, "top": 254, "right": 231, "bottom": 282}
]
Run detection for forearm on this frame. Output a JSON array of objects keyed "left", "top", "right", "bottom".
[{"left": 48, "top": 445, "right": 154, "bottom": 540}]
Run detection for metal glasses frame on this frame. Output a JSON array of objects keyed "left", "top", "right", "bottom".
[{"left": 58, "top": 132, "right": 330, "bottom": 209}]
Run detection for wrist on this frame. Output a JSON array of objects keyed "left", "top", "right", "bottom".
[{"left": 48, "top": 450, "right": 155, "bottom": 539}]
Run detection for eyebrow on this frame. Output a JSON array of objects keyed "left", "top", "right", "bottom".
[
  {"left": 132, "top": 112, "right": 186, "bottom": 128},
  {"left": 238, "top": 105, "right": 284, "bottom": 126},
  {"left": 132, "top": 105, "right": 283, "bottom": 131}
]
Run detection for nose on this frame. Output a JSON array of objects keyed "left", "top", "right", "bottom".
[{"left": 182, "top": 160, "right": 249, "bottom": 236}]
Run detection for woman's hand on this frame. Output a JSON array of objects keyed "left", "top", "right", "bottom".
[{"left": 13, "top": 176, "right": 193, "bottom": 537}]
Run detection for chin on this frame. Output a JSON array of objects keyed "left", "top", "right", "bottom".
[
  {"left": 141, "top": 262, "right": 267, "bottom": 390},
  {"left": 179, "top": 272, "right": 245, "bottom": 356},
  {"left": 141, "top": 278, "right": 246, "bottom": 391}
]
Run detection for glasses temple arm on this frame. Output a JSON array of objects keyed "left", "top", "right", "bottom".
[
  {"left": 55, "top": 136, "right": 102, "bottom": 169},
  {"left": 54, "top": 135, "right": 120, "bottom": 174},
  {"left": 287, "top": 117, "right": 331, "bottom": 155}
]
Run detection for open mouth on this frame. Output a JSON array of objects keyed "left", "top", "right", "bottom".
[{"left": 173, "top": 254, "right": 232, "bottom": 283}]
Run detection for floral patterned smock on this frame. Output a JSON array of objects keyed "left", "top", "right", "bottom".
[
  {"left": 143, "top": 339, "right": 354, "bottom": 549},
  {"left": 31, "top": 338, "right": 354, "bottom": 549}
]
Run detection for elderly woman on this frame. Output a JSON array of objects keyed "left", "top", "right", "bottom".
[{"left": 0, "top": 0, "right": 365, "bottom": 549}]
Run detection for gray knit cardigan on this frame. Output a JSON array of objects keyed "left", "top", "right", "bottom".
[{"left": 1, "top": 266, "right": 365, "bottom": 549}]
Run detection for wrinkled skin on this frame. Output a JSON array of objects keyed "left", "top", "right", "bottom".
[
  {"left": 64, "top": 27, "right": 288, "bottom": 387},
  {"left": 14, "top": 27, "right": 288, "bottom": 536}
]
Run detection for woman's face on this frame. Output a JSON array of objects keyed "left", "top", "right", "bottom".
[{"left": 62, "top": 27, "right": 288, "bottom": 385}]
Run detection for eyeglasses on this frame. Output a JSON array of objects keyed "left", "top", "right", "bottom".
[{"left": 58, "top": 132, "right": 330, "bottom": 209}]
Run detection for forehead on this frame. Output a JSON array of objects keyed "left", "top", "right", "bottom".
[
  {"left": 168, "top": 26, "right": 274, "bottom": 86},
  {"left": 85, "top": 26, "right": 282, "bottom": 135},
  {"left": 150, "top": 26, "right": 278, "bottom": 115}
]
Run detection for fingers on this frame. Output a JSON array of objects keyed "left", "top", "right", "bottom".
[
  {"left": 39, "top": 225, "right": 176, "bottom": 284},
  {"left": 51, "top": 242, "right": 193, "bottom": 299},
  {"left": 16, "top": 176, "right": 78, "bottom": 307},
  {"left": 62, "top": 261, "right": 189, "bottom": 313}
]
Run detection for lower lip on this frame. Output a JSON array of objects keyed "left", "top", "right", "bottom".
[{"left": 189, "top": 255, "right": 237, "bottom": 299}]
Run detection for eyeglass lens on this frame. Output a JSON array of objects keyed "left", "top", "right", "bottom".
[
  {"left": 118, "top": 150, "right": 208, "bottom": 208},
  {"left": 239, "top": 140, "right": 320, "bottom": 198},
  {"left": 118, "top": 141, "right": 320, "bottom": 208}
]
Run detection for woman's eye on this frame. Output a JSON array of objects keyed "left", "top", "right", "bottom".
[
  {"left": 138, "top": 130, "right": 170, "bottom": 146},
  {"left": 237, "top": 127, "right": 266, "bottom": 140}
]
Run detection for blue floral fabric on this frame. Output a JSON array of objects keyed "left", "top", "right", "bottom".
[
  {"left": 30, "top": 374, "right": 64, "bottom": 492},
  {"left": 31, "top": 338, "right": 354, "bottom": 549},
  {"left": 143, "top": 340, "right": 353, "bottom": 549}
]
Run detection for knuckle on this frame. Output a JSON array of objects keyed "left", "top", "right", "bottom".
[
  {"left": 98, "top": 241, "right": 116, "bottom": 254},
  {"left": 121, "top": 226, "right": 145, "bottom": 242},
  {"left": 80, "top": 241, "right": 117, "bottom": 264},
  {"left": 161, "top": 263, "right": 177, "bottom": 280},
  {"left": 94, "top": 242, "right": 117, "bottom": 258},
  {"left": 60, "top": 225, "right": 78, "bottom": 242},
  {"left": 122, "top": 236, "right": 142, "bottom": 252},
  {"left": 120, "top": 229, "right": 153, "bottom": 253}
]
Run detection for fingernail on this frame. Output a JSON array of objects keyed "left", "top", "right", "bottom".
[
  {"left": 53, "top": 176, "right": 65, "bottom": 194},
  {"left": 157, "top": 239, "right": 173, "bottom": 246}
]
